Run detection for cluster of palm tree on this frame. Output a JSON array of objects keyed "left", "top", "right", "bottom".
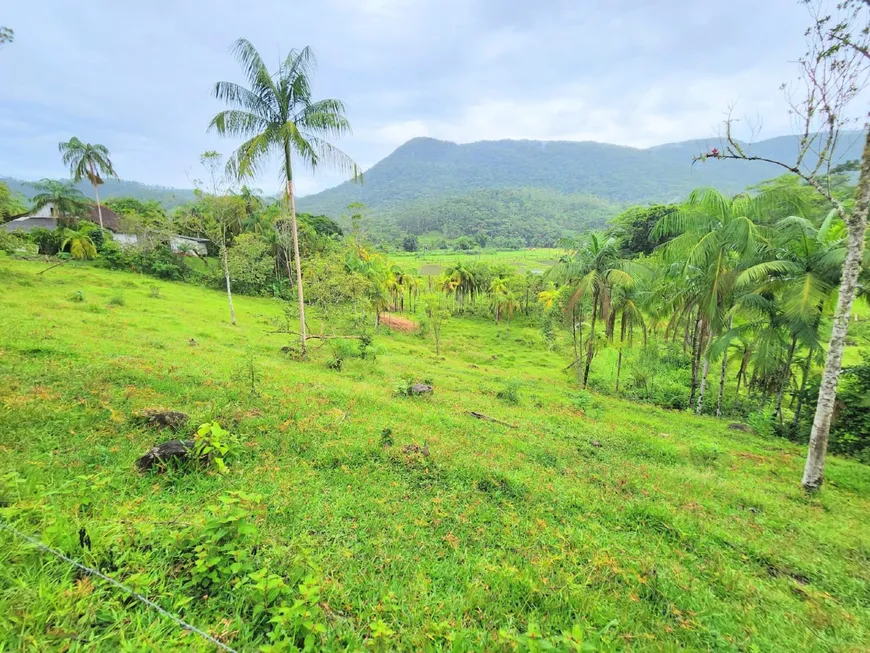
[{"left": 540, "top": 184, "right": 867, "bottom": 431}]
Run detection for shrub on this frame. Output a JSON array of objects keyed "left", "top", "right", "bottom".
[
  {"left": 107, "top": 294, "right": 125, "bottom": 307},
  {"left": 68, "top": 290, "right": 85, "bottom": 303},
  {"left": 569, "top": 390, "right": 594, "bottom": 412},
  {"left": 177, "top": 492, "right": 260, "bottom": 590},
  {"left": 148, "top": 284, "right": 161, "bottom": 299},
  {"left": 0, "top": 231, "right": 33, "bottom": 255},
  {"left": 830, "top": 354, "right": 870, "bottom": 459},
  {"left": 194, "top": 421, "right": 239, "bottom": 473},
  {"left": 497, "top": 378, "right": 522, "bottom": 405}
]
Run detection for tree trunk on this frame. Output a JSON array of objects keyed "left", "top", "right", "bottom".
[
  {"left": 793, "top": 345, "right": 814, "bottom": 430},
  {"left": 285, "top": 159, "right": 307, "bottom": 356},
  {"left": 582, "top": 291, "right": 599, "bottom": 388},
  {"left": 221, "top": 243, "right": 236, "bottom": 326},
  {"left": 803, "top": 129, "right": 870, "bottom": 491},
  {"left": 89, "top": 162, "right": 105, "bottom": 232},
  {"left": 615, "top": 311, "right": 627, "bottom": 393},
  {"left": 93, "top": 183, "right": 104, "bottom": 231},
  {"left": 716, "top": 316, "right": 733, "bottom": 418},
  {"left": 689, "top": 307, "right": 702, "bottom": 406},
  {"left": 696, "top": 325, "right": 712, "bottom": 414},
  {"left": 775, "top": 334, "right": 798, "bottom": 424}
]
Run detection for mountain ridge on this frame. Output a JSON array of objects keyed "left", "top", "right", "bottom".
[{"left": 298, "top": 131, "right": 865, "bottom": 217}]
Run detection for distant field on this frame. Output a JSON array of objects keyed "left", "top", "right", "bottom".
[{"left": 391, "top": 248, "right": 564, "bottom": 276}]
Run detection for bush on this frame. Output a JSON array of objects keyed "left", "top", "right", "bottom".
[
  {"left": 830, "top": 354, "right": 870, "bottom": 459},
  {"left": 69, "top": 290, "right": 85, "bottom": 303},
  {"left": 0, "top": 231, "right": 33, "bottom": 255},
  {"left": 569, "top": 390, "right": 594, "bottom": 411},
  {"left": 108, "top": 294, "right": 126, "bottom": 307},
  {"left": 497, "top": 378, "right": 522, "bottom": 405}
]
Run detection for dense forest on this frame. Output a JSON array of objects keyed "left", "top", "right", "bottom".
[
  {"left": 381, "top": 188, "right": 617, "bottom": 246},
  {"left": 298, "top": 132, "right": 866, "bottom": 214}
]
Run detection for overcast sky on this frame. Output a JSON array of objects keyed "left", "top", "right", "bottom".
[{"left": 1, "top": 0, "right": 818, "bottom": 196}]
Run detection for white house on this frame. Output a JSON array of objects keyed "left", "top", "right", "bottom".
[{"left": 2, "top": 202, "right": 209, "bottom": 256}]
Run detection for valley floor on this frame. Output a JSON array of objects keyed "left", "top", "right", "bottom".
[{"left": 0, "top": 259, "right": 868, "bottom": 651}]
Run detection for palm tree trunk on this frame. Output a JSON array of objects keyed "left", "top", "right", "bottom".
[
  {"left": 284, "top": 151, "right": 306, "bottom": 356},
  {"left": 793, "top": 345, "right": 814, "bottom": 430},
  {"left": 582, "top": 291, "right": 600, "bottom": 388},
  {"left": 90, "top": 162, "right": 104, "bottom": 232},
  {"left": 615, "top": 312, "right": 627, "bottom": 393},
  {"left": 775, "top": 334, "right": 798, "bottom": 424},
  {"left": 221, "top": 243, "right": 236, "bottom": 326},
  {"left": 689, "top": 307, "right": 702, "bottom": 406},
  {"left": 696, "top": 325, "right": 712, "bottom": 414},
  {"left": 716, "top": 316, "right": 733, "bottom": 418},
  {"left": 803, "top": 129, "right": 870, "bottom": 491}
]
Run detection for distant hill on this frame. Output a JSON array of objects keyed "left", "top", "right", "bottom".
[
  {"left": 1, "top": 177, "right": 198, "bottom": 209},
  {"left": 379, "top": 188, "right": 619, "bottom": 247},
  {"left": 298, "top": 132, "right": 866, "bottom": 242}
]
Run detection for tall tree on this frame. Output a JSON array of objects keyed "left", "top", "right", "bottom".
[
  {"left": 550, "top": 234, "right": 638, "bottom": 387},
  {"left": 210, "top": 38, "right": 360, "bottom": 356},
  {"left": 191, "top": 151, "right": 246, "bottom": 326},
  {"left": 58, "top": 137, "right": 118, "bottom": 232},
  {"left": 701, "top": 0, "right": 870, "bottom": 490}
]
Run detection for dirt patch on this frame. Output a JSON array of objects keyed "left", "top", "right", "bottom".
[
  {"left": 379, "top": 312, "right": 419, "bottom": 333},
  {"left": 420, "top": 264, "right": 442, "bottom": 276}
]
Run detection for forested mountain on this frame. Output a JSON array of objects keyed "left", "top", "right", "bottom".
[
  {"left": 0, "top": 176, "right": 198, "bottom": 209},
  {"left": 380, "top": 188, "right": 618, "bottom": 247},
  {"left": 298, "top": 132, "right": 866, "bottom": 216}
]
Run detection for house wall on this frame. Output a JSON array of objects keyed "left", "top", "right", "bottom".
[
  {"left": 27, "top": 204, "right": 55, "bottom": 218},
  {"left": 170, "top": 236, "right": 208, "bottom": 256},
  {"left": 113, "top": 233, "right": 139, "bottom": 247}
]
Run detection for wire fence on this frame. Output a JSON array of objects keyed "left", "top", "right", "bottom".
[{"left": 0, "top": 520, "right": 239, "bottom": 653}]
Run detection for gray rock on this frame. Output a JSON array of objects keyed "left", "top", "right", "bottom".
[
  {"left": 728, "top": 423, "right": 752, "bottom": 432},
  {"left": 410, "top": 383, "right": 433, "bottom": 396}
]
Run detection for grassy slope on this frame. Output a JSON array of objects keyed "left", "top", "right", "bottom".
[{"left": 0, "top": 259, "right": 868, "bottom": 651}]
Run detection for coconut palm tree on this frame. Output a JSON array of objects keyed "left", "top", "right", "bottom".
[
  {"left": 58, "top": 138, "right": 117, "bottom": 232},
  {"left": 28, "top": 179, "right": 89, "bottom": 220},
  {"left": 210, "top": 38, "right": 360, "bottom": 356}
]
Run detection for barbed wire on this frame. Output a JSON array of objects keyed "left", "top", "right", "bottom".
[{"left": 0, "top": 520, "right": 239, "bottom": 653}]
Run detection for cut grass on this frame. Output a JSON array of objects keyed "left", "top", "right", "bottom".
[{"left": 0, "top": 258, "right": 868, "bottom": 651}]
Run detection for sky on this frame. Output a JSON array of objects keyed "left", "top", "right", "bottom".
[{"left": 1, "top": 0, "right": 821, "bottom": 197}]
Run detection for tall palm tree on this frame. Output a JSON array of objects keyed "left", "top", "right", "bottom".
[
  {"left": 28, "top": 179, "right": 90, "bottom": 220},
  {"left": 210, "top": 38, "right": 361, "bottom": 356},
  {"left": 58, "top": 137, "right": 117, "bottom": 232},
  {"left": 655, "top": 188, "right": 791, "bottom": 412},
  {"left": 738, "top": 211, "right": 848, "bottom": 424},
  {"left": 549, "top": 234, "right": 638, "bottom": 387}
]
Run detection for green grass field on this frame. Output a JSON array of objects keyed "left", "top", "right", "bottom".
[
  {"left": 1, "top": 258, "right": 869, "bottom": 651},
  {"left": 391, "top": 248, "right": 563, "bottom": 276}
]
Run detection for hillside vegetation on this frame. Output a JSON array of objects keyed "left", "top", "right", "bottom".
[
  {"left": 298, "top": 132, "right": 865, "bottom": 216},
  {"left": 1, "top": 259, "right": 869, "bottom": 651}
]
